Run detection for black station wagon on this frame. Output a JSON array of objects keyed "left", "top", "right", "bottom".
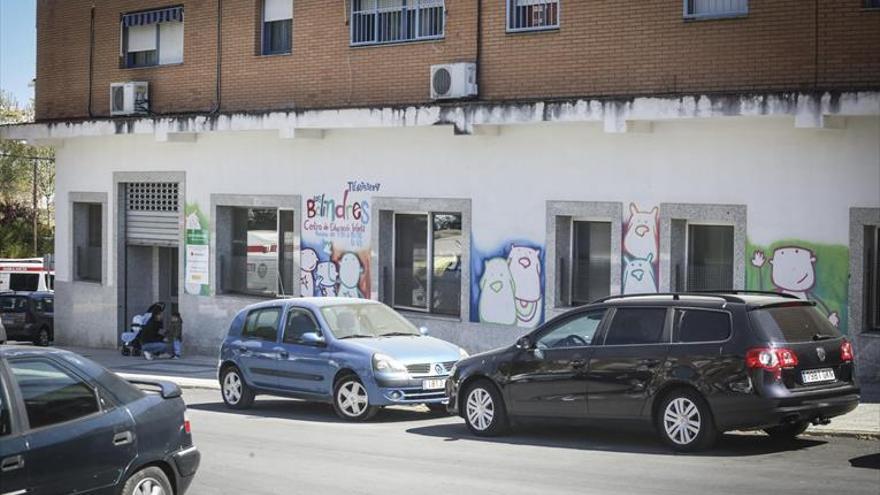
[{"left": 446, "top": 292, "right": 859, "bottom": 451}]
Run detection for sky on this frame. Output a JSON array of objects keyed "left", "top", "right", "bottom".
[{"left": 0, "top": 0, "right": 37, "bottom": 107}]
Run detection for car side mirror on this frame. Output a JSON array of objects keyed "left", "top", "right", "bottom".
[
  {"left": 516, "top": 335, "right": 535, "bottom": 351},
  {"left": 301, "top": 332, "right": 326, "bottom": 346},
  {"left": 419, "top": 326, "right": 429, "bottom": 336}
]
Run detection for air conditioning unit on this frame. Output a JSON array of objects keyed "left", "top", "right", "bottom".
[
  {"left": 110, "top": 82, "right": 149, "bottom": 116},
  {"left": 430, "top": 63, "right": 478, "bottom": 100}
]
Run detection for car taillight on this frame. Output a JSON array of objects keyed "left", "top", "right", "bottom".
[
  {"left": 746, "top": 347, "right": 799, "bottom": 373},
  {"left": 184, "top": 418, "right": 191, "bottom": 435},
  {"left": 840, "top": 340, "right": 853, "bottom": 362}
]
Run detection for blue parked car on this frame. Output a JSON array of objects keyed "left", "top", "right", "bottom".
[{"left": 218, "top": 298, "right": 468, "bottom": 421}]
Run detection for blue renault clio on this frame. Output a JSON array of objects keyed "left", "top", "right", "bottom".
[{"left": 218, "top": 298, "right": 468, "bottom": 420}]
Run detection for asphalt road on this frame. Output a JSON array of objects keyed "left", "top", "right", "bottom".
[{"left": 181, "top": 389, "right": 879, "bottom": 495}]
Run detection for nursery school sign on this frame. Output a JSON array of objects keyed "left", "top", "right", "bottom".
[{"left": 300, "top": 181, "right": 379, "bottom": 298}]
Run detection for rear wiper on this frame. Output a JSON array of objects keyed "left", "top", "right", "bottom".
[
  {"left": 339, "top": 334, "right": 372, "bottom": 340},
  {"left": 379, "top": 332, "right": 417, "bottom": 337},
  {"left": 812, "top": 333, "right": 835, "bottom": 341}
]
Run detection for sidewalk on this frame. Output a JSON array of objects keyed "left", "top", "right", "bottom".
[{"left": 60, "top": 345, "right": 879, "bottom": 439}]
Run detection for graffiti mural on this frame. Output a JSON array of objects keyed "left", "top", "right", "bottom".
[
  {"left": 472, "top": 242, "right": 544, "bottom": 328},
  {"left": 623, "top": 203, "right": 659, "bottom": 294},
  {"left": 748, "top": 240, "right": 848, "bottom": 330},
  {"left": 301, "top": 181, "right": 378, "bottom": 298}
]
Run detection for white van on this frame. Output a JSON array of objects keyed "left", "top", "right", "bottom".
[{"left": 0, "top": 258, "right": 55, "bottom": 293}]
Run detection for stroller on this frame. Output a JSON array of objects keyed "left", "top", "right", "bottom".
[{"left": 120, "top": 302, "right": 165, "bottom": 356}]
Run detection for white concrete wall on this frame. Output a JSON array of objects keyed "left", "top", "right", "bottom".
[{"left": 52, "top": 116, "right": 880, "bottom": 358}]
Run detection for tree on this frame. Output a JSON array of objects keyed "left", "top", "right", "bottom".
[{"left": 0, "top": 90, "right": 56, "bottom": 258}]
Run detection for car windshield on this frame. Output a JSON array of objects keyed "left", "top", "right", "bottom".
[
  {"left": 0, "top": 296, "right": 28, "bottom": 312},
  {"left": 320, "top": 303, "right": 420, "bottom": 339},
  {"left": 749, "top": 304, "right": 842, "bottom": 344}
]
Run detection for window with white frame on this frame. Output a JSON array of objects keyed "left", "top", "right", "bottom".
[
  {"left": 865, "top": 225, "right": 880, "bottom": 331},
  {"left": 263, "top": 0, "right": 293, "bottom": 55},
  {"left": 121, "top": 6, "right": 184, "bottom": 68},
  {"left": 218, "top": 207, "right": 296, "bottom": 297},
  {"left": 684, "top": 0, "right": 747, "bottom": 19},
  {"left": 508, "top": 0, "right": 560, "bottom": 32},
  {"left": 393, "top": 212, "right": 462, "bottom": 316},
  {"left": 351, "top": 0, "right": 445, "bottom": 46}
]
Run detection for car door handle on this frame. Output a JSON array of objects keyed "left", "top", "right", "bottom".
[
  {"left": 113, "top": 431, "right": 134, "bottom": 447},
  {"left": 570, "top": 359, "right": 587, "bottom": 369},
  {"left": 277, "top": 350, "right": 289, "bottom": 360},
  {"left": 1, "top": 455, "right": 24, "bottom": 472}
]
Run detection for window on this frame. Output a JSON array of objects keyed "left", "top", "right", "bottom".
[
  {"left": 242, "top": 307, "right": 282, "bottom": 341},
  {"left": 604, "top": 308, "right": 668, "bottom": 345},
  {"left": 867, "top": 0, "right": 880, "bottom": 9},
  {"left": 507, "top": 0, "right": 559, "bottom": 32},
  {"left": 684, "top": 225, "right": 734, "bottom": 291},
  {"left": 9, "top": 358, "right": 100, "bottom": 429},
  {"left": 351, "top": 0, "right": 445, "bottom": 46},
  {"left": 262, "top": 0, "right": 292, "bottom": 55},
  {"left": 684, "top": 0, "right": 747, "bottom": 18},
  {"left": 9, "top": 273, "right": 39, "bottom": 291},
  {"left": 221, "top": 207, "right": 295, "bottom": 297},
  {"left": 122, "top": 6, "right": 184, "bottom": 68},
  {"left": 750, "top": 305, "right": 841, "bottom": 344},
  {"left": 74, "top": 202, "right": 102, "bottom": 283},
  {"left": 34, "top": 297, "right": 54, "bottom": 314},
  {"left": 536, "top": 310, "right": 605, "bottom": 349},
  {"left": 283, "top": 308, "right": 321, "bottom": 344},
  {"left": 393, "top": 212, "right": 462, "bottom": 316},
  {"left": 865, "top": 225, "right": 880, "bottom": 331},
  {"left": 0, "top": 378, "right": 11, "bottom": 436},
  {"left": 673, "top": 309, "right": 731, "bottom": 343},
  {"left": 571, "top": 221, "right": 612, "bottom": 306}
]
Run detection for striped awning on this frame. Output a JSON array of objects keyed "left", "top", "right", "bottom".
[{"left": 122, "top": 6, "right": 183, "bottom": 27}]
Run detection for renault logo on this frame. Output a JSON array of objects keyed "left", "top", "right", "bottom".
[
  {"left": 434, "top": 363, "right": 446, "bottom": 375},
  {"left": 816, "top": 347, "right": 827, "bottom": 362}
]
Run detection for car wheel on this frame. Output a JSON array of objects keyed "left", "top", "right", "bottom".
[
  {"left": 333, "top": 375, "right": 379, "bottom": 421},
  {"left": 34, "top": 328, "right": 50, "bottom": 347},
  {"left": 221, "top": 366, "right": 255, "bottom": 410},
  {"left": 463, "top": 380, "right": 509, "bottom": 437},
  {"left": 764, "top": 421, "right": 810, "bottom": 441},
  {"left": 656, "top": 389, "right": 717, "bottom": 452},
  {"left": 121, "top": 466, "right": 173, "bottom": 495}
]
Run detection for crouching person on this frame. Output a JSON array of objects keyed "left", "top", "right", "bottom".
[
  {"left": 140, "top": 308, "right": 166, "bottom": 360},
  {"left": 167, "top": 312, "right": 183, "bottom": 359}
]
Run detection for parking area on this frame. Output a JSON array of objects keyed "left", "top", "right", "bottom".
[{"left": 180, "top": 388, "right": 879, "bottom": 495}]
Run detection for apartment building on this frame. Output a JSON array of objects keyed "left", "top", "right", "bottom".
[{"left": 4, "top": 0, "right": 880, "bottom": 381}]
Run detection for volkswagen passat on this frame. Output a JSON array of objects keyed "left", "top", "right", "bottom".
[
  {"left": 219, "top": 298, "right": 468, "bottom": 421},
  {"left": 446, "top": 292, "right": 859, "bottom": 451}
]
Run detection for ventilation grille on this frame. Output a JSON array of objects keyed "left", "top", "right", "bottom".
[{"left": 126, "top": 182, "right": 180, "bottom": 213}]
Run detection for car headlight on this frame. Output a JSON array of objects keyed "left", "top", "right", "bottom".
[
  {"left": 458, "top": 347, "right": 469, "bottom": 359},
  {"left": 372, "top": 353, "right": 408, "bottom": 374}
]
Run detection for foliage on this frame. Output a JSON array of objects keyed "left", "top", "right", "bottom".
[{"left": 0, "top": 90, "right": 56, "bottom": 257}]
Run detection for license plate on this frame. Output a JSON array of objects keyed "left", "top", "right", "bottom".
[
  {"left": 802, "top": 368, "right": 835, "bottom": 384},
  {"left": 422, "top": 379, "right": 446, "bottom": 391}
]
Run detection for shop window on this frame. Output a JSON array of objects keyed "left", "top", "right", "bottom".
[
  {"left": 393, "top": 212, "right": 461, "bottom": 316},
  {"left": 865, "top": 225, "right": 880, "bottom": 331},
  {"left": 219, "top": 207, "right": 295, "bottom": 297},
  {"left": 262, "top": 0, "right": 293, "bottom": 55},
  {"left": 74, "top": 203, "right": 103, "bottom": 283},
  {"left": 122, "top": 6, "right": 184, "bottom": 68},
  {"left": 683, "top": 224, "right": 734, "bottom": 291}
]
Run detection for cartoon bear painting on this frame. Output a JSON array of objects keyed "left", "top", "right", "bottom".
[
  {"left": 507, "top": 245, "right": 543, "bottom": 328},
  {"left": 623, "top": 204, "right": 659, "bottom": 261},
  {"left": 478, "top": 258, "right": 517, "bottom": 325},
  {"left": 623, "top": 254, "right": 657, "bottom": 295},
  {"left": 751, "top": 246, "right": 840, "bottom": 327},
  {"left": 300, "top": 248, "right": 319, "bottom": 297},
  {"left": 316, "top": 261, "right": 339, "bottom": 297},
  {"left": 338, "top": 252, "right": 364, "bottom": 299}
]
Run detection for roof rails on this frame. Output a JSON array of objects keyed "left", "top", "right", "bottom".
[{"left": 592, "top": 290, "right": 798, "bottom": 305}]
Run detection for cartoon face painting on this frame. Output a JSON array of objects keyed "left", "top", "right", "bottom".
[
  {"left": 623, "top": 255, "right": 657, "bottom": 295},
  {"left": 316, "top": 261, "right": 338, "bottom": 297},
  {"left": 300, "top": 248, "right": 319, "bottom": 297},
  {"left": 769, "top": 247, "right": 817, "bottom": 296},
  {"left": 478, "top": 258, "right": 517, "bottom": 326},
  {"left": 623, "top": 204, "right": 659, "bottom": 262},
  {"left": 338, "top": 253, "right": 364, "bottom": 298},
  {"left": 506, "top": 245, "right": 543, "bottom": 328}
]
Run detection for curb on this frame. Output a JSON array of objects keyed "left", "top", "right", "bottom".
[
  {"left": 802, "top": 430, "right": 880, "bottom": 441},
  {"left": 117, "top": 372, "right": 220, "bottom": 391}
]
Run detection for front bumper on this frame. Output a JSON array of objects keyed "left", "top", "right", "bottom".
[
  {"left": 172, "top": 445, "right": 201, "bottom": 494},
  {"left": 369, "top": 375, "right": 450, "bottom": 406}
]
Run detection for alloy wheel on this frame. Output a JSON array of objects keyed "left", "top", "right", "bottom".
[
  {"left": 466, "top": 387, "right": 495, "bottom": 432},
  {"left": 337, "top": 380, "right": 369, "bottom": 417},
  {"left": 133, "top": 477, "right": 167, "bottom": 495},
  {"left": 223, "top": 371, "right": 242, "bottom": 405},
  {"left": 663, "top": 397, "right": 702, "bottom": 445}
]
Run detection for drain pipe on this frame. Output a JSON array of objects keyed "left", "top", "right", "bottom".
[
  {"left": 210, "top": 0, "right": 223, "bottom": 114},
  {"left": 475, "top": 0, "right": 483, "bottom": 98},
  {"left": 87, "top": 4, "right": 96, "bottom": 117}
]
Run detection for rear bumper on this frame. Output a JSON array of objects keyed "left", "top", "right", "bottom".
[
  {"left": 172, "top": 445, "right": 201, "bottom": 494},
  {"left": 713, "top": 385, "right": 860, "bottom": 431}
]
